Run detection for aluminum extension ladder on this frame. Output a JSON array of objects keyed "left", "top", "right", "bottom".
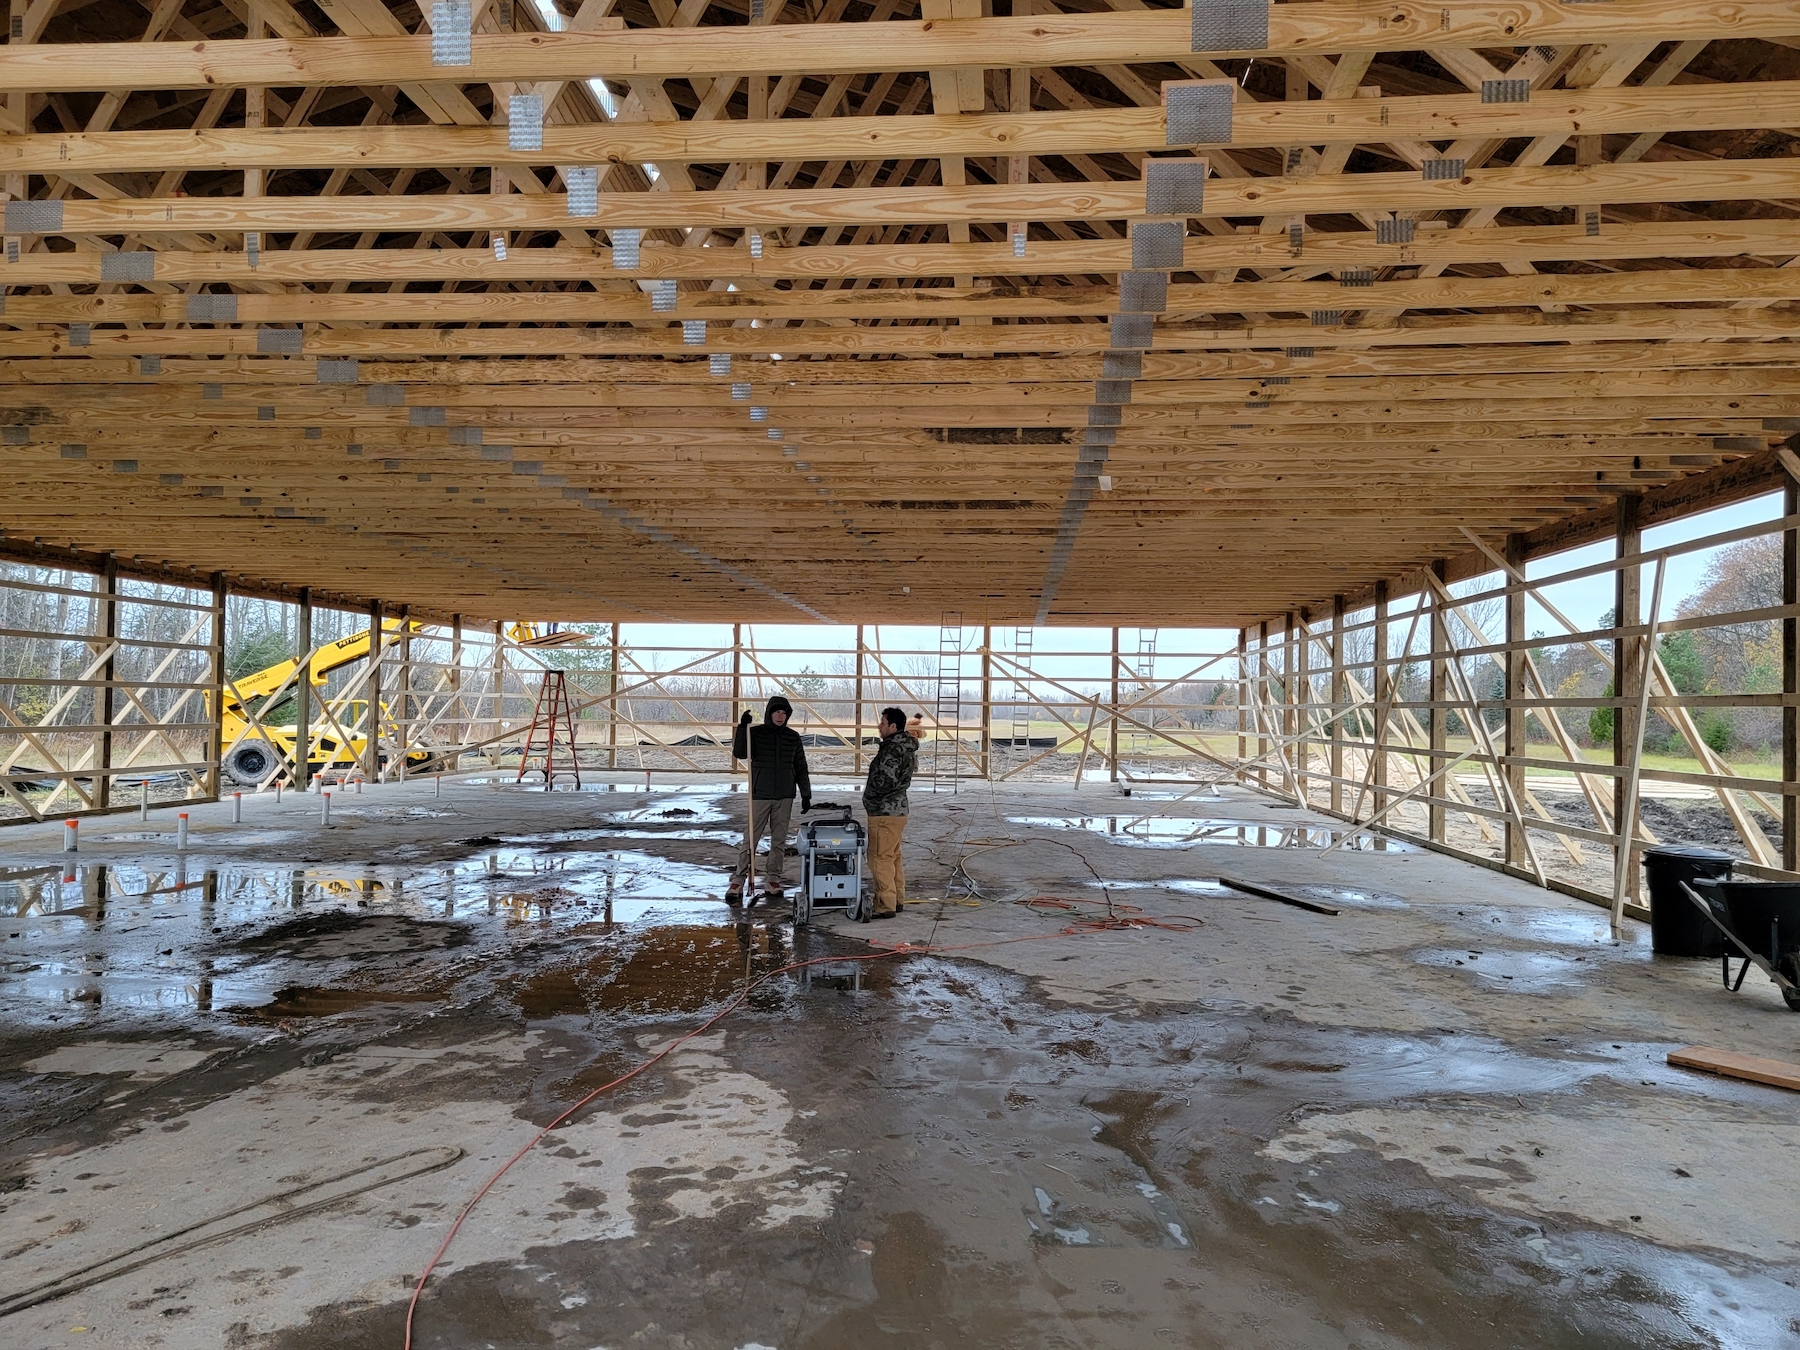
[
  {"left": 1010, "top": 626, "right": 1034, "bottom": 747},
  {"left": 931, "top": 611, "right": 963, "bottom": 793}
]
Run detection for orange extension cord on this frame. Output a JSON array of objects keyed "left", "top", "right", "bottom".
[{"left": 402, "top": 901, "right": 1200, "bottom": 1348}]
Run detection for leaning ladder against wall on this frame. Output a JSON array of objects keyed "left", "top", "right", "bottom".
[
  {"left": 1010, "top": 626, "right": 1033, "bottom": 746},
  {"left": 932, "top": 612, "right": 964, "bottom": 793}
]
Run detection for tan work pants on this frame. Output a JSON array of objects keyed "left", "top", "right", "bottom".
[
  {"left": 867, "top": 814, "right": 907, "bottom": 914},
  {"left": 733, "top": 797, "right": 793, "bottom": 892}
]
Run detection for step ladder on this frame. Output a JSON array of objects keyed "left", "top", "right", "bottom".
[
  {"left": 516, "top": 669, "right": 581, "bottom": 788},
  {"left": 931, "top": 611, "right": 963, "bottom": 793}
]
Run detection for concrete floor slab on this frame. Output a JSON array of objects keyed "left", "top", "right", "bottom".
[{"left": 1, "top": 773, "right": 1797, "bottom": 1348}]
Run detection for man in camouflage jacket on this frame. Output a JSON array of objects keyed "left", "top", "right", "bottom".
[{"left": 861, "top": 707, "right": 918, "bottom": 917}]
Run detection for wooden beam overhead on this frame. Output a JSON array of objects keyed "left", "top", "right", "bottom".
[
  {"left": 0, "top": 2, "right": 1794, "bottom": 624},
  {"left": 5, "top": 262, "right": 1800, "bottom": 325},
  {"left": 4, "top": 81, "right": 1798, "bottom": 173},
  {"left": 7, "top": 218, "right": 1800, "bottom": 286},
  {"left": 1, "top": 2, "right": 1797, "bottom": 94},
  {"left": 7, "top": 160, "right": 1800, "bottom": 235}
]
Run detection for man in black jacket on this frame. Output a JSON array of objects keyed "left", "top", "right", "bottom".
[{"left": 728, "top": 694, "right": 812, "bottom": 902}]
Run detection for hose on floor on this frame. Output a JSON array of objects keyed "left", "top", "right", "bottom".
[{"left": 402, "top": 913, "right": 1201, "bottom": 1347}]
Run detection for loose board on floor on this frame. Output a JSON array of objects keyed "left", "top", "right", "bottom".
[{"left": 1667, "top": 1045, "right": 1800, "bottom": 1093}]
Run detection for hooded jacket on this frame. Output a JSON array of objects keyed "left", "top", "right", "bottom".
[{"left": 731, "top": 695, "right": 812, "bottom": 803}]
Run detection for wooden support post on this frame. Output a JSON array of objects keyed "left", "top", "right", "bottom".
[
  {"left": 1257, "top": 620, "right": 1270, "bottom": 789},
  {"left": 1614, "top": 495, "right": 1643, "bottom": 900},
  {"left": 1429, "top": 560, "right": 1448, "bottom": 843},
  {"left": 1236, "top": 627, "right": 1248, "bottom": 780},
  {"left": 1504, "top": 534, "right": 1529, "bottom": 868},
  {"left": 363, "top": 599, "right": 383, "bottom": 782},
  {"left": 96, "top": 554, "right": 117, "bottom": 809},
  {"left": 1330, "top": 596, "right": 1345, "bottom": 815},
  {"left": 1292, "top": 611, "right": 1308, "bottom": 801},
  {"left": 855, "top": 624, "right": 867, "bottom": 774},
  {"left": 980, "top": 624, "right": 993, "bottom": 780},
  {"left": 447, "top": 612, "right": 462, "bottom": 773},
  {"left": 490, "top": 620, "right": 505, "bottom": 753},
  {"left": 1373, "top": 581, "right": 1390, "bottom": 821},
  {"left": 1614, "top": 558, "right": 1667, "bottom": 933},
  {"left": 608, "top": 621, "right": 621, "bottom": 771},
  {"left": 1109, "top": 625, "right": 1121, "bottom": 783},
  {"left": 732, "top": 622, "right": 744, "bottom": 725},
  {"left": 396, "top": 607, "right": 412, "bottom": 781},
  {"left": 207, "top": 573, "right": 226, "bottom": 799},
  {"left": 1785, "top": 478, "right": 1798, "bottom": 872},
  {"left": 295, "top": 588, "right": 312, "bottom": 789}
]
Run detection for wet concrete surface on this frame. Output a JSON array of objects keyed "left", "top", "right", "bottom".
[{"left": 0, "top": 774, "right": 1798, "bottom": 1348}]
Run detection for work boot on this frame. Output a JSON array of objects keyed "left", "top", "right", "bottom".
[{"left": 725, "top": 884, "right": 744, "bottom": 905}]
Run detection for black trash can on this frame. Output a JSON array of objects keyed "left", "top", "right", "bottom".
[{"left": 1642, "top": 844, "right": 1733, "bottom": 957}]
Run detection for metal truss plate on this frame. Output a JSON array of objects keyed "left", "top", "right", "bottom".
[
  {"left": 1131, "top": 220, "right": 1185, "bottom": 271},
  {"left": 1119, "top": 271, "right": 1169, "bottom": 313},
  {"left": 1191, "top": 0, "right": 1267, "bottom": 53},
  {"left": 1144, "top": 159, "right": 1207, "bottom": 216},
  {"left": 1110, "top": 314, "right": 1155, "bottom": 349},
  {"left": 4, "top": 200, "right": 63, "bottom": 234},
  {"left": 1102, "top": 351, "right": 1142, "bottom": 380},
  {"left": 99, "top": 252, "right": 154, "bottom": 283},
  {"left": 1165, "top": 81, "right": 1233, "bottom": 145},
  {"left": 186, "top": 294, "right": 238, "bottom": 322}
]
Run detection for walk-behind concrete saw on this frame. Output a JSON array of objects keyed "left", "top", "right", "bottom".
[{"left": 792, "top": 811, "right": 869, "bottom": 927}]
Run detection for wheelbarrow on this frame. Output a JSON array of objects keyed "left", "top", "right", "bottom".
[{"left": 1679, "top": 879, "right": 1800, "bottom": 1012}]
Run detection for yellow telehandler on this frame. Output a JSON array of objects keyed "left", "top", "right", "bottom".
[{"left": 216, "top": 620, "right": 587, "bottom": 787}]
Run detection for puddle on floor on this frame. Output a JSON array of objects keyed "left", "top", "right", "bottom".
[
  {"left": 1090, "top": 879, "right": 1410, "bottom": 912},
  {"left": 516, "top": 924, "right": 898, "bottom": 1022},
  {"left": 1413, "top": 947, "right": 1591, "bottom": 991},
  {"left": 458, "top": 778, "right": 742, "bottom": 795},
  {"left": 517, "top": 924, "right": 781, "bottom": 1019},
  {"left": 0, "top": 848, "right": 747, "bottom": 1028},
  {"left": 1247, "top": 1029, "right": 1635, "bottom": 1098},
  {"left": 1009, "top": 817, "right": 1418, "bottom": 851},
  {"left": 1260, "top": 882, "right": 1411, "bottom": 910},
  {"left": 506, "top": 826, "right": 736, "bottom": 847},
  {"left": 237, "top": 985, "right": 448, "bottom": 1018},
  {"left": 1452, "top": 904, "right": 1641, "bottom": 948}
]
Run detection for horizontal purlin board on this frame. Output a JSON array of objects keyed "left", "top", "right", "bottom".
[
  {"left": 0, "top": 430, "right": 1745, "bottom": 458},
  {"left": 11, "top": 268, "right": 1800, "bottom": 324},
  {"left": 1, "top": 3, "right": 1797, "bottom": 92},
  {"left": 6, "top": 221, "right": 1798, "bottom": 285},
  {"left": 4, "top": 82, "right": 1799, "bottom": 171},
  {"left": 17, "top": 368, "right": 1800, "bottom": 405},
  {"left": 10, "top": 162, "right": 1800, "bottom": 233},
  {"left": 1215, "top": 875, "right": 1341, "bottom": 916},
  {"left": 6, "top": 341, "right": 1796, "bottom": 385},
  {"left": 13, "top": 393, "right": 1795, "bottom": 423},
  {"left": 7, "top": 310, "right": 1800, "bottom": 359}
]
